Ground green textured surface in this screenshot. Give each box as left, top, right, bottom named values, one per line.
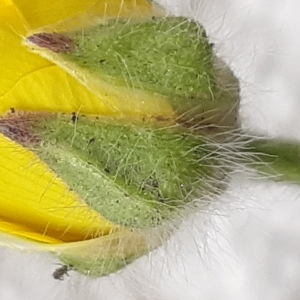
left=31, top=115, right=225, bottom=228
left=64, top=17, right=215, bottom=102
left=61, top=16, right=238, bottom=122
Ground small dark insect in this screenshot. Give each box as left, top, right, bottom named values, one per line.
left=53, top=264, right=73, bottom=281
left=10, top=107, right=15, bottom=113
left=99, top=59, right=107, bottom=64
left=88, top=137, right=96, bottom=146
left=71, top=112, right=79, bottom=123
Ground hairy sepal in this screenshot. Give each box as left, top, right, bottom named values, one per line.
left=0, top=112, right=229, bottom=276
left=26, top=16, right=239, bottom=128
left=29, top=113, right=226, bottom=228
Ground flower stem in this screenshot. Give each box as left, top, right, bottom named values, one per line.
left=247, top=138, right=300, bottom=183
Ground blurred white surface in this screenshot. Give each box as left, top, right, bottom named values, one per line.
left=2, top=1, right=300, bottom=299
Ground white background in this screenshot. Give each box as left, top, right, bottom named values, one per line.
left=2, top=0, right=300, bottom=299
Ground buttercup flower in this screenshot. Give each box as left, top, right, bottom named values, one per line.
left=0, top=0, right=240, bottom=277
left=1, top=0, right=299, bottom=278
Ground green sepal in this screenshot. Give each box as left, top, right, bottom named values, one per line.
left=31, top=114, right=227, bottom=228
left=27, top=16, right=239, bottom=128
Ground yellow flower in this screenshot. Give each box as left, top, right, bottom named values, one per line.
left=0, top=0, right=170, bottom=277
left=0, top=0, right=239, bottom=277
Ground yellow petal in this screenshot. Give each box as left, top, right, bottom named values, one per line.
left=13, top=0, right=164, bottom=31
left=0, top=132, right=117, bottom=244
left=0, top=4, right=113, bottom=115
left=0, top=0, right=12, bottom=8
left=0, top=3, right=171, bottom=117
left=12, top=0, right=97, bottom=29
